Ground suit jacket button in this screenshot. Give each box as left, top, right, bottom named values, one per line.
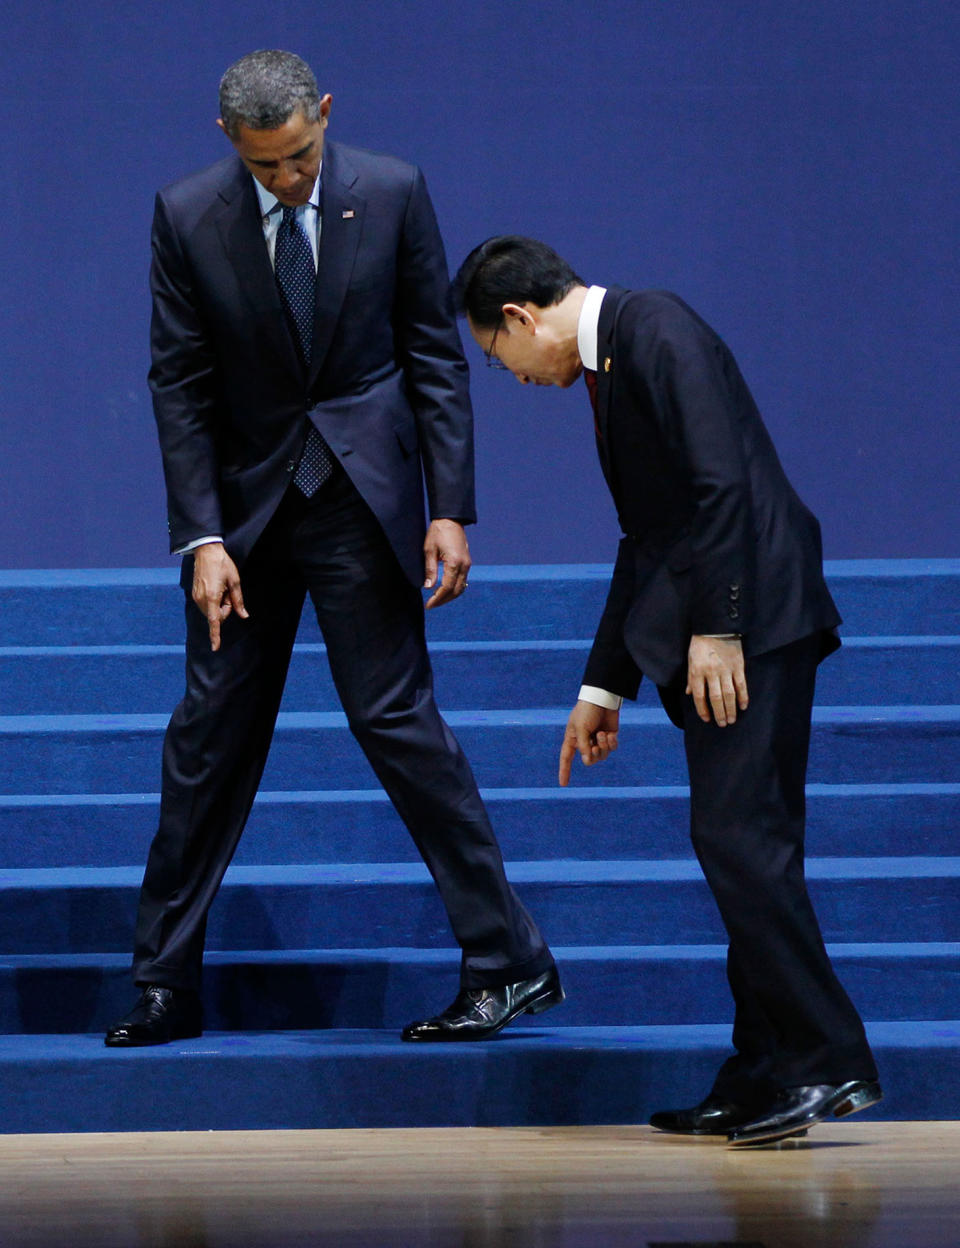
left=728, top=606, right=740, bottom=619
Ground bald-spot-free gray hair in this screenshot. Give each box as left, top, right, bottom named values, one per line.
left=218, top=49, right=322, bottom=139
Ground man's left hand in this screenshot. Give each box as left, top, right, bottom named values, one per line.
left=686, top=634, right=749, bottom=726
left=424, top=519, right=471, bottom=609
left=558, top=700, right=620, bottom=786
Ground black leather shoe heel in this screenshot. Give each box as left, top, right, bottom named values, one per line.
left=833, top=1080, right=883, bottom=1118
left=524, top=980, right=566, bottom=1015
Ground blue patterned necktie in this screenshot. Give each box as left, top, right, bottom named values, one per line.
left=274, top=204, right=334, bottom=496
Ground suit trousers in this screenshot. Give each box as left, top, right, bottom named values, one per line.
left=132, top=465, right=553, bottom=993
left=663, top=635, right=878, bottom=1105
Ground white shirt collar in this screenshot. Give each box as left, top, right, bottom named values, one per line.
left=253, top=162, right=323, bottom=218
left=576, top=285, right=607, bottom=371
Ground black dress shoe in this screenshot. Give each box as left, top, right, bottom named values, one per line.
left=104, top=985, right=203, bottom=1047
left=728, top=1079, right=883, bottom=1146
left=650, top=1093, right=767, bottom=1136
left=402, top=967, right=564, bottom=1041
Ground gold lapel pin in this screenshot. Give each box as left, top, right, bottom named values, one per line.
left=603, top=357, right=611, bottom=373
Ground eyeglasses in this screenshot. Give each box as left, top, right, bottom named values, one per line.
left=484, top=318, right=509, bottom=370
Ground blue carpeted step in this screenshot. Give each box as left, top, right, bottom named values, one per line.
left=1, top=859, right=958, bottom=953
left=0, top=570, right=183, bottom=647
left=0, top=1020, right=952, bottom=1133
left=1, top=706, right=957, bottom=793
left=0, top=560, right=956, bottom=1135
left=1, top=942, right=956, bottom=1035
left=0, top=641, right=596, bottom=715
left=1, top=560, right=958, bottom=647
left=1, top=783, right=958, bottom=868
left=0, top=567, right=613, bottom=647
left=2, top=636, right=957, bottom=714
left=827, top=560, right=960, bottom=635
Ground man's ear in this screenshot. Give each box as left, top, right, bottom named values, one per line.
left=503, top=303, right=536, bottom=334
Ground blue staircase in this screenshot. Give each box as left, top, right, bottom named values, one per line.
left=0, top=560, right=958, bottom=1133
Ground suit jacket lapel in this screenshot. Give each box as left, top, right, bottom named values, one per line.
left=214, top=160, right=301, bottom=378
left=309, top=141, right=365, bottom=388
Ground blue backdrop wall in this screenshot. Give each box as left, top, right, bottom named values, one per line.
left=1, top=0, right=957, bottom=568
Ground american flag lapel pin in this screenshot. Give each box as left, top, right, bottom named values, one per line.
left=342, top=209, right=355, bottom=219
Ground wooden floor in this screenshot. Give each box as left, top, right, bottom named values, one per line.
left=0, top=1121, right=957, bottom=1247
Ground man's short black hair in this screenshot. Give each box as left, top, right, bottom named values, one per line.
left=219, top=49, right=322, bottom=139
left=452, top=236, right=584, bottom=329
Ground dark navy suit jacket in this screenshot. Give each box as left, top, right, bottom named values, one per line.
left=149, top=139, right=475, bottom=585
left=583, top=287, right=841, bottom=695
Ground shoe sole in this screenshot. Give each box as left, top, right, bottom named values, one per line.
left=729, top=1127, right=811, bottom=1148
left=104, top=1024, right=203, bottom=1048
left=728, top=1081, right=883, bottom=1147
left=650, top=1112, right=808, bottom=1138
left=650, top=1121, right=763, bottom=1137
left=652, top=1127, right=733, bottom=1137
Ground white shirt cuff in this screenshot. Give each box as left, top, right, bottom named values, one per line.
left=174, top=536, right=223, bottom=555
left=578, top=685, right=623, bottom=710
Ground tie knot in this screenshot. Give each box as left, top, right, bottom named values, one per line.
left=280, top=205, right=297, bottom=226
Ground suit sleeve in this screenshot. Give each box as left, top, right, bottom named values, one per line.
left=148, top=191, right=224, bottom=551
left=647, top=306, right=754, bottom=637
left=393, top=168, right=476, bottom=524
left=582, top=538, right=643, bottom=699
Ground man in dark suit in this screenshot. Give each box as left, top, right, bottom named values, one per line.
left=106, top=55, right=562, bottom=1048
left=453, top=235, right=882, bottom=1146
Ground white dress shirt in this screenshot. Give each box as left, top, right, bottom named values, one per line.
left=174, top=168, right=323, bottom=555
left=576, top=283, right=606, bottom=372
